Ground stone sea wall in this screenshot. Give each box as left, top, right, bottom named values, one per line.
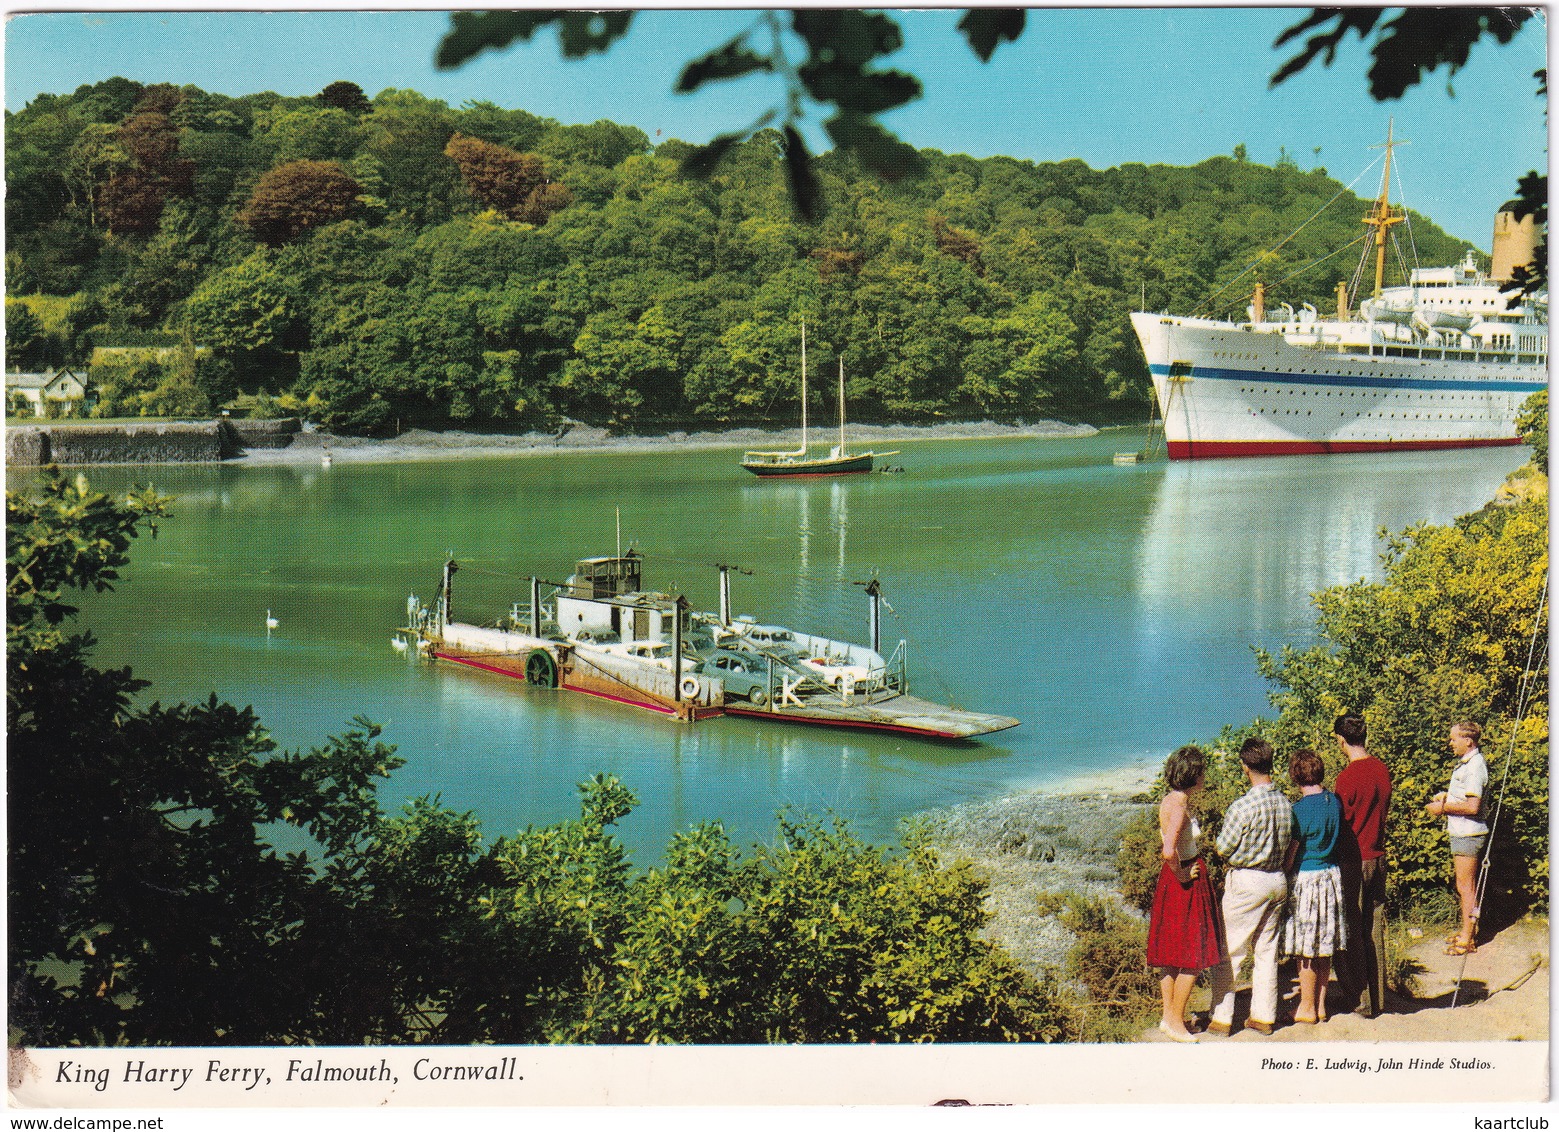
left=4, top=418, right=300, bottom=465
left=228, top=417, right=301, bottom=449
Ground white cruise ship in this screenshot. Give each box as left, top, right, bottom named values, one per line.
left=1131, top=131, right=1547, bottom=459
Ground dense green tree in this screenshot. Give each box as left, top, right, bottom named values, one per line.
left=560, top=305, right=683, bottom=426
left=358, top=89, right=463, bottom=226
left=256, top=105, right=361, bottom=164
left=6, top=212, right=106, bottom=298
left=183, top=250, right=299, bottom=355
left=62, top=122, right=132, bottom=230
left=5, top=100, right=85, bottom=238
left=169, top=88, right=252, bottom=135
left=683, top=305, right=808, bottom=420
left=957, top=293, right=1078, bottom=413
left=98, top=202, right=210, bottom=328
left=316, top=80, right=373, bottom=116
left=69, top=77, right=147, bottom=125
left=5, top=300, right=47, bottom=370
left=455, top=99, right=553, bottom=153
left=178, top=126, right=268, bottom=217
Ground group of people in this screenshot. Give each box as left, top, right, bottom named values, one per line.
left=1145, top=714, right=1490, bottom=1042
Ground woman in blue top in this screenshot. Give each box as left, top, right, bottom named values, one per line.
left=1283, top=749, right=1348, bottom=1024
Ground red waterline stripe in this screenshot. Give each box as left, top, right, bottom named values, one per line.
left=562, top=683, right=680, bottom=715
left=1169, top=436, right=1523, bottom=460
left=433, top=652, right=526, bottom=679
left=745, top=469, right=874, bottom=479
left=722, top=705, right=963, bottom=739
left=562, top=684, right=722, bottom=719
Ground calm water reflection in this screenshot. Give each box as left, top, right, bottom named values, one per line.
left=23, top=430, right=1517, bottom=857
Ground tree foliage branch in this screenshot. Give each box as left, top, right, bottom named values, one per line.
left=437, top=9, right=1025, bottom=221
left=1271, top=7, right=1545, bottom=294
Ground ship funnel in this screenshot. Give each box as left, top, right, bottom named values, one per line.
left=1491, top=202, right=1541, bottom=284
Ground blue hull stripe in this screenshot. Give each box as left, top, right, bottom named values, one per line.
left=1148, top=363, right=1543, bottom=394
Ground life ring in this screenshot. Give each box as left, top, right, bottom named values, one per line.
left=748, top=686, right=769, bottom=707
left=524, top=648, right=558, bottom=688
left=679, top=675, right=701, bottom=700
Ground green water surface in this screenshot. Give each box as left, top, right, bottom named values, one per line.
left=27, top=429, right=1520, bottom=858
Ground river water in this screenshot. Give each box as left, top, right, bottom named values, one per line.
left=37, top=429, right=1517, bottom=859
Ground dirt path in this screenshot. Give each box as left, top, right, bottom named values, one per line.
left=1149, top=917, right=1550, bottom=1043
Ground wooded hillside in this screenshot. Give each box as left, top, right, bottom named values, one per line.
left=6, top=78, right=1471, bottom=434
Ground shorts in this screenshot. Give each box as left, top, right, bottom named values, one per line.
left=1450, top=833, right=1487, bottom=859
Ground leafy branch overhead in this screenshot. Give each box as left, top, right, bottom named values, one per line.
left=436, top=10, right=635, bottom=66
left=437, top=9, right=1026, bottom=220
left=1270, top=7, right=1546, bottom=295
left=1270, top=7, right=1535, bottom=99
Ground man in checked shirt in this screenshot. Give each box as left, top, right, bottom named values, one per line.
left=1205, top=738, right=1293, bottom=1036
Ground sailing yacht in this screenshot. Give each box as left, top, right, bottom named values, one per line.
left=741, top=325, right=896, bottom=476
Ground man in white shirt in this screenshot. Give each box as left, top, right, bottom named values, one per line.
left=1426, top=721, right=1488, bottom=955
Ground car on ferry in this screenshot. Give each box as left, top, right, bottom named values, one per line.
left=693, top=649, right=774, bottom=705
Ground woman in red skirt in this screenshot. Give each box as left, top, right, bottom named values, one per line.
left=1146, top=745, right=1226, bottom=1042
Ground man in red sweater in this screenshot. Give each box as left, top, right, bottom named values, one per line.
left=1333, top=713, right=1392, bottom=1018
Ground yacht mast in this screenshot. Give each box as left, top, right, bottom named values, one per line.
left=800, top=321, right=808, bottom=453
left=837, top=359, right=847, bottom=454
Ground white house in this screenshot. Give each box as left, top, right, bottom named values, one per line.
left=6, top=368, right=91, bottom=417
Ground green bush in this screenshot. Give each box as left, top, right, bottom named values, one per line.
left=540, top=810, right=1070, bottom=1043
left=1257, top=495, right=1548, bottom=914
left=1517, top=389, right=1548, bottom=468
left=1038, top=892, right=1156, bottom=1042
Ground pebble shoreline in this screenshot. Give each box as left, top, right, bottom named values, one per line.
left=917, top=762, right=1159, bottom=977
left=235, top=419, right=1101, bottom=465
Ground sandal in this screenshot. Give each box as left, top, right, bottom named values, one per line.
left=1292, top=1015, right=1317, bottom=1025
left=1444, top=939, right=1477, bottom=956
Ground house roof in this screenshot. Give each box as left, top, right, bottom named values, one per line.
left=6, top=368, right=82, bottom=391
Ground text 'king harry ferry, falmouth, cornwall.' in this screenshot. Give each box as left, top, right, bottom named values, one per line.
left=1130, top=125, right=1547, bottom=459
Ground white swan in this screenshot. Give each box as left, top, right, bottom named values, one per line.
left=266, top=609, right=279, bottom=630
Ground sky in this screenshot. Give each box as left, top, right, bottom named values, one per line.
left=3, top=5, right=1549, bottom=246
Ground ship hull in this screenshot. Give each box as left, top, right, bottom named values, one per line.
left=742, top=453, right=874, bottom=476
left=1164, top=436, right=1523, bottom=459
left=1130, top=313, right=1545, bottom=460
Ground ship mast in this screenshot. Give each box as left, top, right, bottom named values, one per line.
left=799, top=320, right=808, bottom=454
left=1364, top=121, right=1408, bottom=300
